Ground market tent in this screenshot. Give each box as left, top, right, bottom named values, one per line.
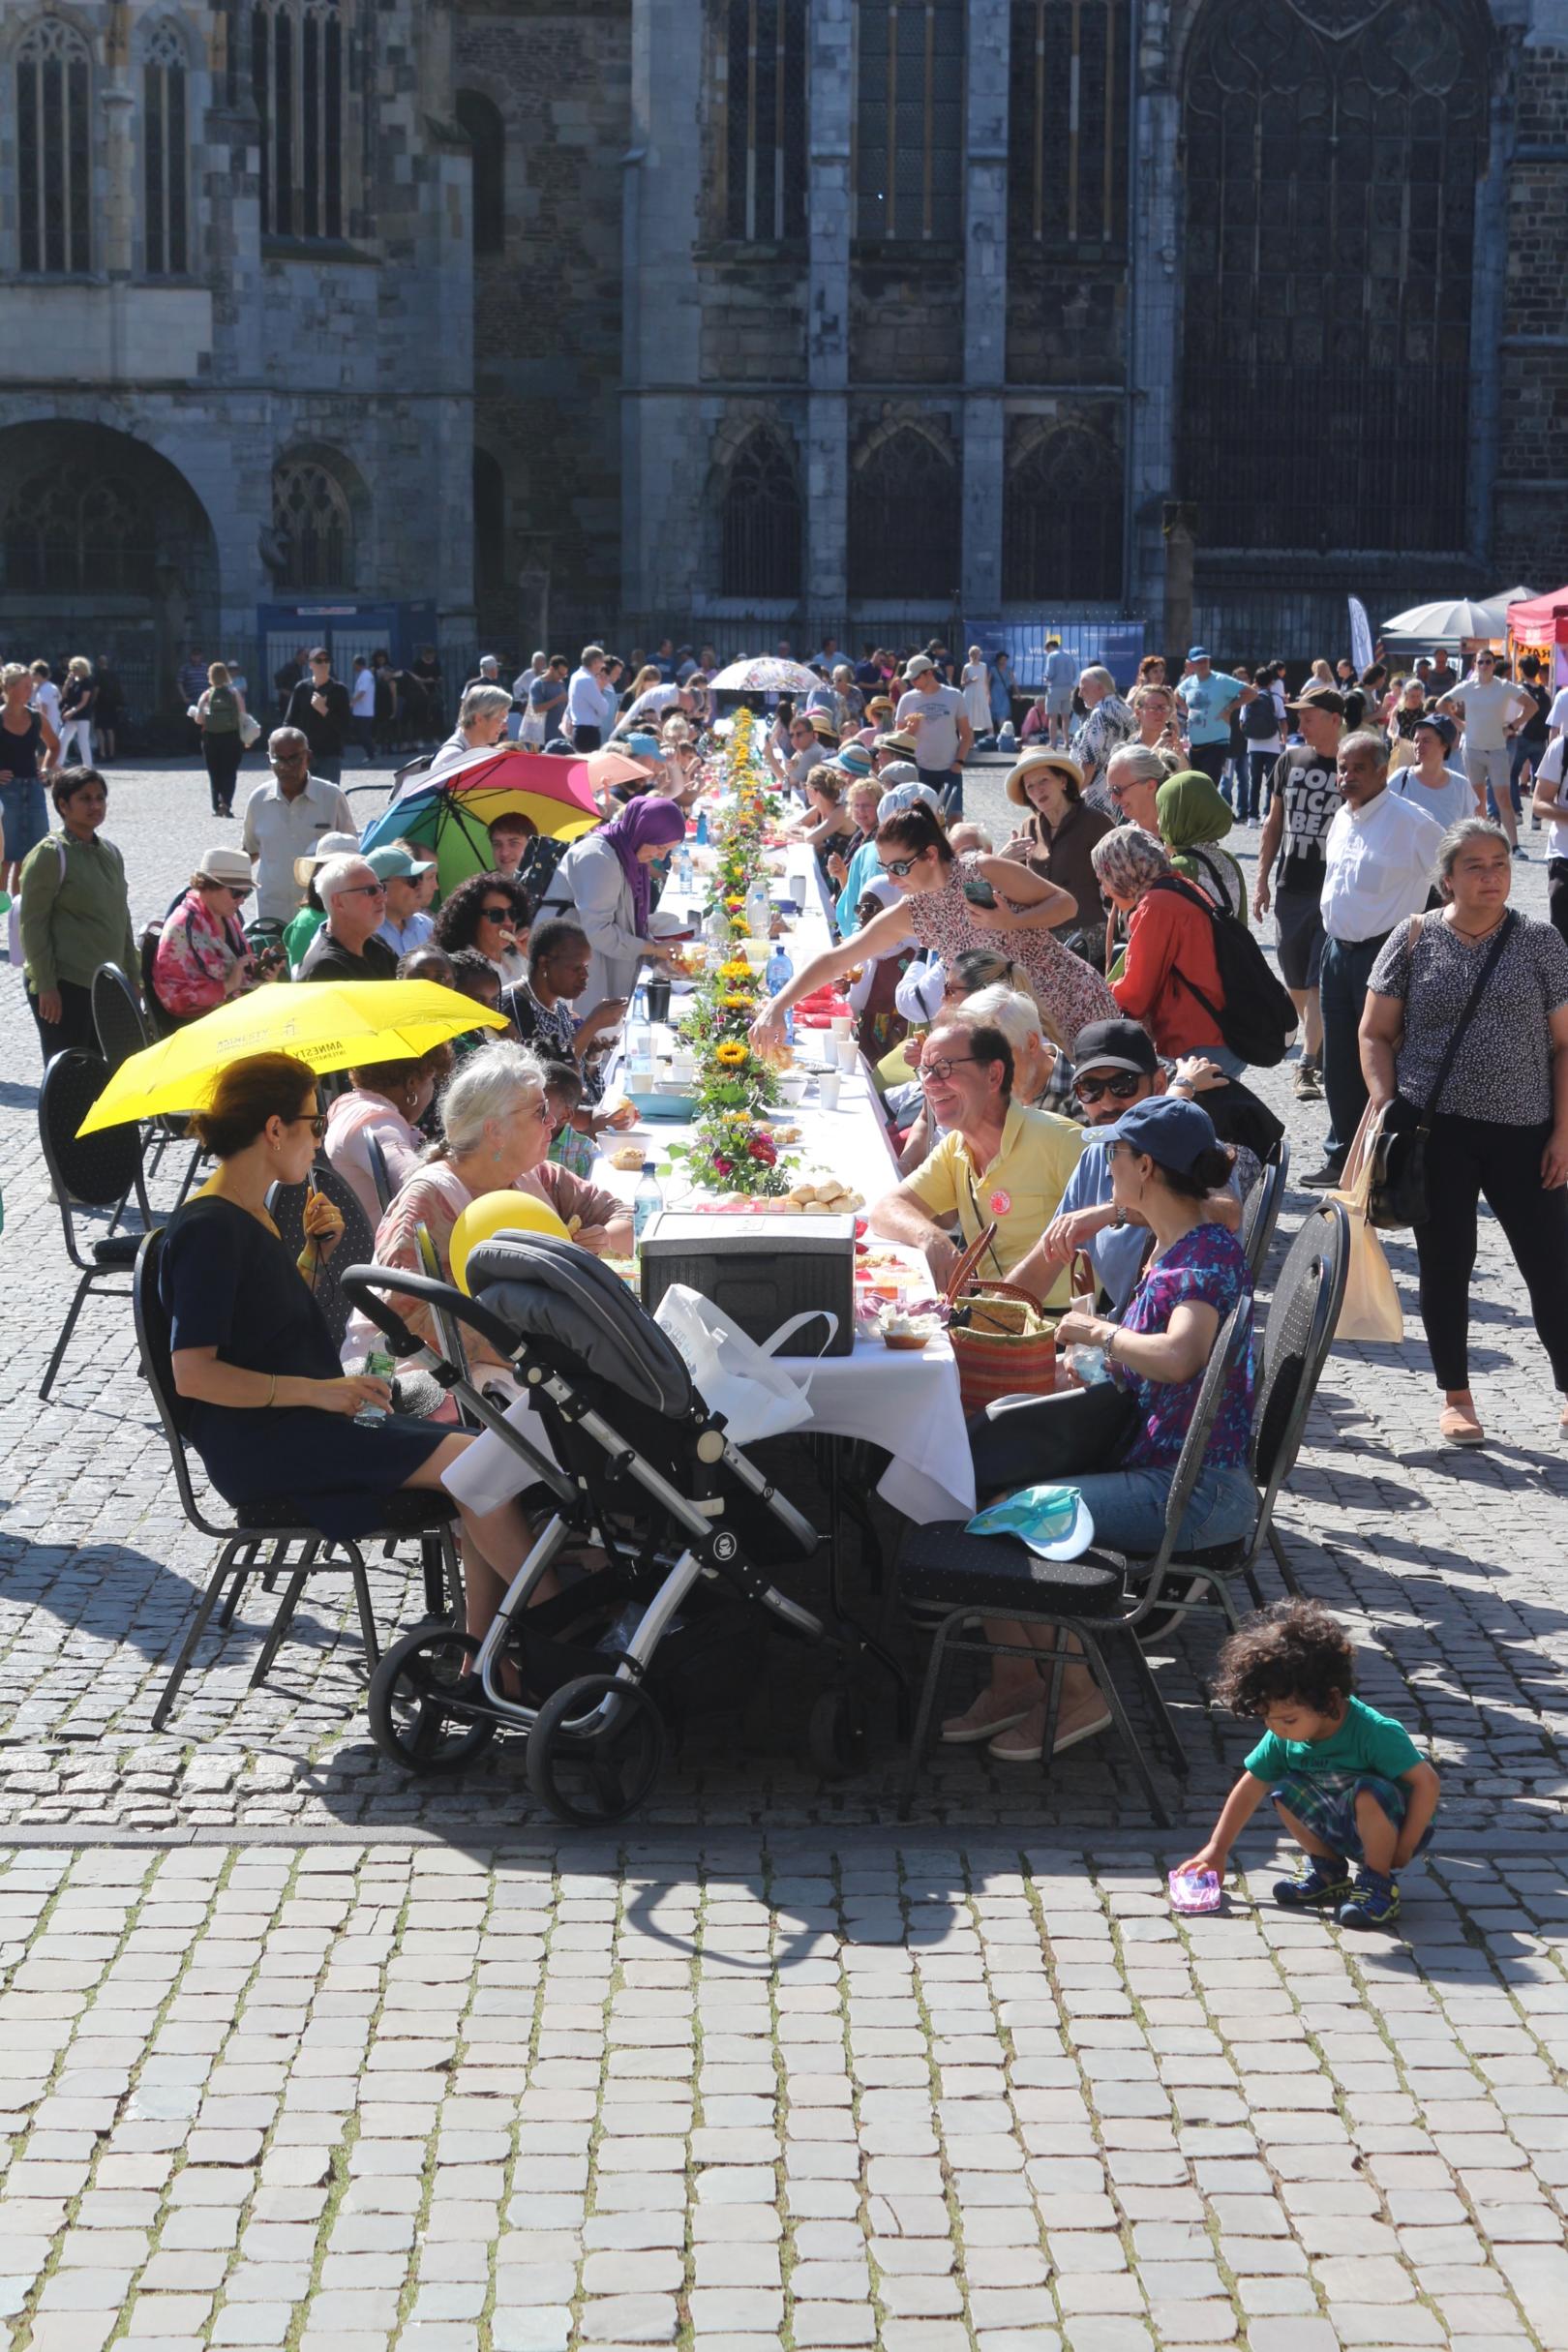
left=1506, top=587, right=1568, bottom=644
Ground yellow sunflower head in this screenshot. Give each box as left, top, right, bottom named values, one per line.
left=722, top=991, right=755, bottom=1010
left=715, top=1040, right=748, bottom=1067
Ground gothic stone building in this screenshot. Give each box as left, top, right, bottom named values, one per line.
left=2, top=0, right=1566, bottom=708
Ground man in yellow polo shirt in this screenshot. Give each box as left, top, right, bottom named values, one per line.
left=867, top=1016, right=1084, bottom=1303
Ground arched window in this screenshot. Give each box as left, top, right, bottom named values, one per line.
left=1180, top=0, right=1487, bottom=551
left=271, top=456, right=353, bottom=588
left=456, top=90, right=505, bottom=256
left=1008, top=0, right=1128, bottom=252
left=720, top=430, right=802, bottom=599
left=15, top=17, right=92, bottom=274
left=855, top=0, right=964, bottom=243
left=473, top=449, right=507, bottom=599
left=849, top=424, right=959, bottom=601
left=1003, top=425, right=1123, bottom=602
left=252, top=0, right=346, bottom=240
left=143, top=21, right=190, bottom=276
left=721, top=0, right=807, bottom=242
left=4, top=473, right=150, bottom=595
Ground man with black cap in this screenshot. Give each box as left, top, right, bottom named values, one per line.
left=1010, top=1018, right=1252, bottom=1312
left=1252, top=681, right=1343, bottom=1101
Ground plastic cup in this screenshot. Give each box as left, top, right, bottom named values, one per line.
left=819, top=1069, right=842, bottom=1111
left=830, top=1014, right=854, bottom=1041
left=820, top=1033, right=840, bottom=1069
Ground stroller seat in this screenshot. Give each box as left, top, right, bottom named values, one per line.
left=342, top=1235, right=904, bottom=1824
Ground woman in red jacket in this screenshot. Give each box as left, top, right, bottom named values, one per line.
left=1091, top=826, right=1243, bottom=1072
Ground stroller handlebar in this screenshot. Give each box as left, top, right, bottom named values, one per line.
left=338, top=1263, right=527, bottom=1363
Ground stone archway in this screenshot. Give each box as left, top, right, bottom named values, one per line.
left=0, top=418, right=221, bottom=712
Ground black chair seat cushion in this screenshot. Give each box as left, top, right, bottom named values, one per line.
left=234, top=1489, right=454, bottom=1537
left=900, top=1523, right=1126, bottom=1618
left=91, top=1231, right=143, bottom=1268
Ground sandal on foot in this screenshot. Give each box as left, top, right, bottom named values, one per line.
left=1437, top=1402, right=1485, bottom=1446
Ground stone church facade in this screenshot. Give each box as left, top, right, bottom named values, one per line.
left=1, top=0, right=1565, bottom=708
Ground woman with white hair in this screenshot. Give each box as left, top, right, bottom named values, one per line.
left=353, top=1042, right=632, bottom=1394
left=1103, top=742, right=1171, bottom=835
left=428, top=682, right=516, bottom=776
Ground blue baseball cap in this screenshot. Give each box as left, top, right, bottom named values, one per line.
left=1187, top=646, right=1211, bottom=661
left=1098, top=1094, right=1220, bottom=1174
left=968, top=1484, right=1096, bottom=1562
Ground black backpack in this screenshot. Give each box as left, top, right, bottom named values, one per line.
left=1148, top=872, right=1299, bottom=1068
left=1242, top=690, right=1280, bottom=741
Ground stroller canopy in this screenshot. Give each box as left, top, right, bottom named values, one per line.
left=468, top=1234, right=695, bottom=1418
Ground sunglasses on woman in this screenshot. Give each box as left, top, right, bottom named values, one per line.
left=1073, top=1071, right=1143, bottom=1104
left=479, top=903, right=514, bottom=922
left=880, top=855, right=922, bottom=880
left=289, top=1112, right=329, bottom=1139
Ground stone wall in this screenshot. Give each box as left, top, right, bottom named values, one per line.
left=1493, top=16, right=1568, bottom=589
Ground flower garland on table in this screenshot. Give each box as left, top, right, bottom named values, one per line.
left=668, top=720, right=797, bottom=1197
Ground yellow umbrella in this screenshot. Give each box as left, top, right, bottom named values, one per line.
left=76, top=981, right=509, bottom=1136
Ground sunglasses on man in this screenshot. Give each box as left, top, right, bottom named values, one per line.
left=1073, top=1070, right=1144, bottom=1104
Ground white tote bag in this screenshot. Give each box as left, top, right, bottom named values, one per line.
left=654, top=1283, right=835, bottom=1446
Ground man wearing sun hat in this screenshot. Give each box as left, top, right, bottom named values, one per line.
left=367, top=845, right=437, bottom=956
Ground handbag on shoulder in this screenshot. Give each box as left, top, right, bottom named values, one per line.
left=1368, top=911, right=1514, bottom=1230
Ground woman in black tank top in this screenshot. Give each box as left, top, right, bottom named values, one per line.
left=0, top=661, right=56, bottom=892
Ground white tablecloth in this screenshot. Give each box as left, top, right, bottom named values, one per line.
left=583, top=856, right=975, bottom=1529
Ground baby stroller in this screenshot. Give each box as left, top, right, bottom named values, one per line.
left=342, top=1236, right=905, bottom=1825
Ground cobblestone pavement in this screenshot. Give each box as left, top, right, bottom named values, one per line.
left=2, top=759, right=1567, bottom=2347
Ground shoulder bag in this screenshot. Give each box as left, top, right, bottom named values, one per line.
left=1368, top=910, right=1515, bottom=1230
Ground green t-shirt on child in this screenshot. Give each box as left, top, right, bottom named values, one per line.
left=1246, top=1694, right=1423, bottom=1786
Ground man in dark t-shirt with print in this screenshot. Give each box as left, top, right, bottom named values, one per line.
left=1252, top=683, right=1344, bottom=1101
left=284, top=648, right=353, bottom=783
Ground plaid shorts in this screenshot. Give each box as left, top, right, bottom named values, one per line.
left=1268, top=1769, right=1434, bottom=1864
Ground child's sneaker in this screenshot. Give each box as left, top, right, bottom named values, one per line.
left=1273, top=1855, right=1352, bottom=1910
left=1338, top=1869, right=1401, bottom=1930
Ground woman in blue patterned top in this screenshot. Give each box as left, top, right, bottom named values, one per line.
left=944, top=1095, right=1255, bottom=1763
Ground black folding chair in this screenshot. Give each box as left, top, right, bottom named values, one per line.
left=37, top=1050, right=151, bottom=1400
left=896, top=1302, right=1254, bottom=1824
left=1241, top=1136, right=1290, bottom=1281
left=1248, top=1201, right=1350, bottom=1602
left=134, top=1231, right=456, bottom=1727
left=95, top=957, right=204, bottom=1199
left=364, top=1131, right=395, bottom=1214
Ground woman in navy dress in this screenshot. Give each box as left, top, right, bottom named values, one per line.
left=158, top=1050, right=537, bottom=1649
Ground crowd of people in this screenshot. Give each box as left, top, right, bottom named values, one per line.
left=13, top=621, right=1568, bottom=1907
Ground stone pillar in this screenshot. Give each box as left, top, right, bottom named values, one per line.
left=961, top=0, right=1010, bottom=617
left=1125, top=76, right=1182, bottom=650
left=100, top=5, right=136, bottom=280
left=805, top=0, right=853, bottom=631
left=622, top=0, right=707, bottom=617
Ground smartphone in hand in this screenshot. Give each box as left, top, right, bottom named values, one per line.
left=960, top=871, right=998, bottom=909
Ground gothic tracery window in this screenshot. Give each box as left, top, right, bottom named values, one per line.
left=15, top=17, right=92, bottom=274
left=271, top=457, right=354, bottom=588
left=1180, top=0, right=1487, bottom=551
left=722, top=0, right=807, bottom=242
left=143, top=21, right=190, bottom=276
left=856, top=0, right=964, bottom=243
left=252, top=0, right=346, bottom=240
left=720, top=431, right=803, bottom=599
left=1003, top=425, right=1123, bottom=601
left=1008, top=0, right=1127, bottom=252
left=849, top=423, right=960, bottom=602
left=4, top=474, right=149, bottom=594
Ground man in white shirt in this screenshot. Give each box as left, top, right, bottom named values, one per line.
left=896, top=654, right=973, bottom=818
left=1436, top=652, right=1533, bottom=852
left=349, top=656, right=377, bottom=766
left=242, top=728, right=358, bottom=925
left=512, top=652, right=546, bottom=741
left=1531, top=732, right=1568, bottom=946
left=566, top=646, right=610, bottom=749
left=1305, top=728, right=1445, bottom=1188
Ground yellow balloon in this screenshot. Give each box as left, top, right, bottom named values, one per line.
left=449, top=1188, right=570, bottom=1295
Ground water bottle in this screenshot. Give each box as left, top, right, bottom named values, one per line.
left=676, top=843, right=694, bottom=895
left=746, top=877, right=771, bottom=940
left=765, top=943, right=795, bottom=1043
left=353, top=1347, right=396, bottom=1425
left=633, top=1161, right=663, bottom=1246
left=695, top=808, right=709, bottom=847
left=1065, top=1342, right=1114, bottom=1388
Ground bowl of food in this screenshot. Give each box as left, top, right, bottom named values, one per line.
left=880, top=1312, right=942, bottom=1351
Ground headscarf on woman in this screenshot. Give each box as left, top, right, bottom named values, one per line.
left=1093, top=825, right=1171, bottom=902
left=1156, top=771, right=1248, bottom=923
left=596, top=795, right=686, bottom=935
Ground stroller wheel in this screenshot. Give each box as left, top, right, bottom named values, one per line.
left=525, top=1672, right=665, bottom=1827
left=808, top=1686, right=868, bottom=1782
left=368, top=1624, right=498, bottom=1775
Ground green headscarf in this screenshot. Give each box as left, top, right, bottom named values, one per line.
left=1157, top=770, right=1234, bottom=850
left=1156, top=770, right=1249, bottom=927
